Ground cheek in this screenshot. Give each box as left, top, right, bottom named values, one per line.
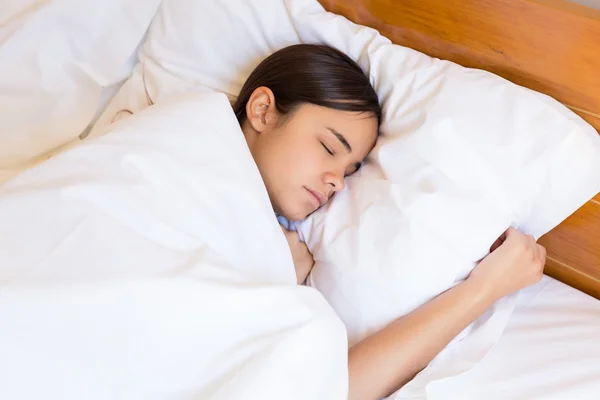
left=298, top=146, right=331, bottom=180
left=264, top=144, right=310, bottom=190
left=268, top=128, right=328, bottom=184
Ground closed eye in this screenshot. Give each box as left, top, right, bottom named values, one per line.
left=345, top=162, right=362, bottom=177
left=321, top=142, right=334, bottom=155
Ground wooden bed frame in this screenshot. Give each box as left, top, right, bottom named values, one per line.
left=319, top=0, right=600, bottom=299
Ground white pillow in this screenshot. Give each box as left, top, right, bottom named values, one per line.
left=0, top=0, right=161, bottom=175
left=300, top=79, right=600, bottom=346
left=88, top=0, right=600, bottom=348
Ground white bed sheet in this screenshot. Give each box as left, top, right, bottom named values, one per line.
left=396, top=275, right=600, bottom=400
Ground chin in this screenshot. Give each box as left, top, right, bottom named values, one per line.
left=283, top=211, right=306, bottom=223
left=280, top=206, right=310, bottom=223
left=275, top=193, right=315, bottom=222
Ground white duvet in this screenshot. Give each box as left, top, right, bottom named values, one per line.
left=0, top=91, right=349, bottom=399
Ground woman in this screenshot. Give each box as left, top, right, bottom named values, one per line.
left=233, top=44, right=546, bottom=400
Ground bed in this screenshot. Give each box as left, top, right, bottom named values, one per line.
left=314, top=1, right=600, bottom=398
left=318, top=0, right=600, bottom=301
left=1, top=1, right=599, bottom=399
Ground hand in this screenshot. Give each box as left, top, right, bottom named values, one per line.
left=469, top=227, right=546, bottom=300
left=281, top=226, right=314, bottom=284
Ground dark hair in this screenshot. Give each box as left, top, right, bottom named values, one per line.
left=233, top=44, right=382, bottom=127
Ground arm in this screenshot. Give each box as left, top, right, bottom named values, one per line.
left=348, top=227, right=546, bottom=400
left=348, top=274, right=496, bottom=399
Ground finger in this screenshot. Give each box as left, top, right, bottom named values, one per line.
left=490, top=232, right=507, bottom=253
left=537, top=244, right=547, bottom=263
left=499, top=229, right=509, bottom=242
left=526, top=234, right=537, bottom=252
left=489, top=228, right=516, bottom=255
left=505, top=226, right=524, bottom=241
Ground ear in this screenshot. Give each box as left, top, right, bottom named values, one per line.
left=245, top=86, right=276, bottom=133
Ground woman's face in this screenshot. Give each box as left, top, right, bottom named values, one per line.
left=244, top=96, right=378, bottom=221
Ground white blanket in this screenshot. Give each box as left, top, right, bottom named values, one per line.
left=0, top=91, right=348, bottom=399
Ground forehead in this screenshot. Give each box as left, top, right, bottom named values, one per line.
left=291, top=103, right=379, bottom=155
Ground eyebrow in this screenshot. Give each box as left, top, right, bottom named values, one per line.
left=326, top=127, right=363, bottom=174
left=327, top=127, right=352, bottom=153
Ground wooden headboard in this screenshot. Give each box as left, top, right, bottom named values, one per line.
left=318, top=0, right=600, bottom=298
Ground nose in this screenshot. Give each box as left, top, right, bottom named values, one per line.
left=323, top=170, right=345, bottom=194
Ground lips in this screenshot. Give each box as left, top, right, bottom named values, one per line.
left=305, top=187, right=327, bottom=209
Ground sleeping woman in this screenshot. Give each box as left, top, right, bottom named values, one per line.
left=233, top=43, right=547, bottom=400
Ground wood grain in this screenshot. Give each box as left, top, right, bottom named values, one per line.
left=539, top=200, right=600, bottom=298
left=544, top=257, right=600, bottom=299
left=319, top=0, right=600, bottom=297
left=318, top=0, right=600, bottom=134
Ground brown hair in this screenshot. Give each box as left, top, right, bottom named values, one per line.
left=233, top=44, right=381, bottom=127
